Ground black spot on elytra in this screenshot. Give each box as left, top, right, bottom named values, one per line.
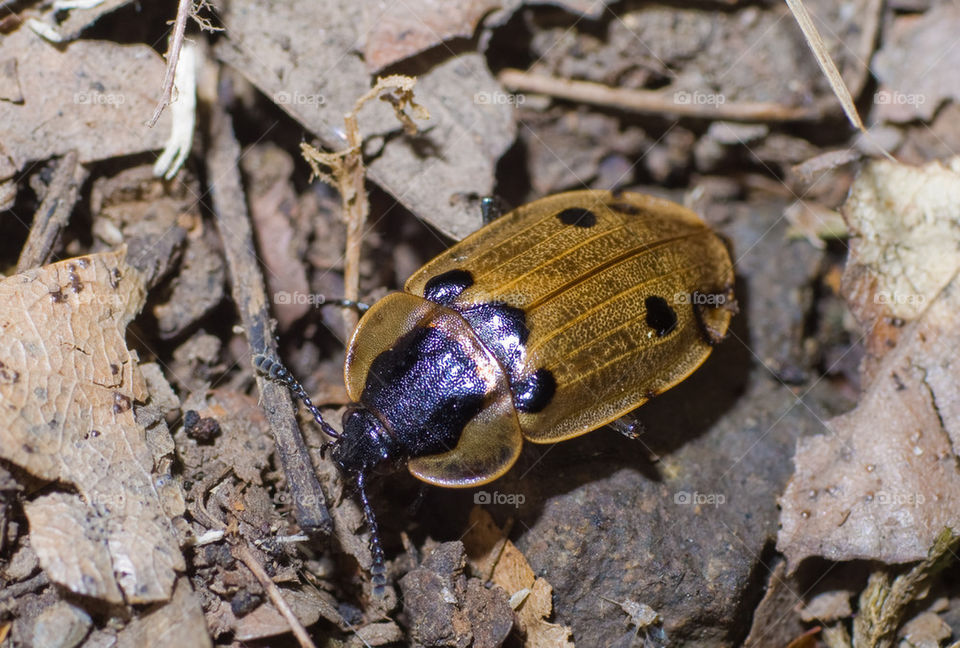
left=556, top=208, right=597, bottom=228
left=513, top=368, right=556, bottom=413
left=645, top=296, right=677, bottom=337
left=424, top=269, right=474, bottom=306
left=607, top=202, right=646, bottom=216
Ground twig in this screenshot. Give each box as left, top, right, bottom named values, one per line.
left=784, top=0, right=896, bottom=163
left=0, top=572, right=49, bottom=602
left=301, top=75, right=428, bottom=332
left=16, top=151, right=86, bottom=272
left=149, top=0, right=219, bottom=128
left=148, top=0, right=191, bottom=128
left=784, top=0, right=865, bottom=133
left=206, top=101, right=333, bottom=536
left=498, top=68, right=829, bottom=122
left=233, top=543, right=317, bottom=648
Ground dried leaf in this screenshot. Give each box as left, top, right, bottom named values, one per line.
left=25, top=493, right=124, bottom=603
left=363, top=0, right=501, bottom=71
left=115, top=577, right=211, bottom=648
left=0, top=251, right=185, bottom=603
left=778, top=159, right=960, bottom=568
left=0, top=28, right=170, bottom=181
left=214, top=0, right=515, bottom=239
left=463, top=507, right=573, bottom=648
left=234, top=588, right=322, bottom=642
left=872, top=4, right=960, bottom=123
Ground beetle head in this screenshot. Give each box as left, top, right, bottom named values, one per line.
left=333, top=406, right=398, bottom=476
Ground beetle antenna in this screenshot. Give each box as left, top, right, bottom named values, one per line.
left=253, top=354, right=341, bottom=441
left=355, top=471, right=387, bottom=597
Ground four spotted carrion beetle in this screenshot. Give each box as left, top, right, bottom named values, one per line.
left=257, top=189, right=736, bottom=593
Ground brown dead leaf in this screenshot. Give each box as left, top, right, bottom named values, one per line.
left=215, top=0, right=515, bottom=240
left=777, top=159, right=960, bottom=568
left=872, top=4, right=960, bottom=123
left=115, top=577, right=211, bottom=648
left=0, top=27, right=170, bottom=181
left=24, top=492, right=124, bottom=603
left=0, top=251, right=186, bottom=603
left=463, top=507, right=573, bottom=647
left=363, top=0, right=501, bottom=72
left=362, top=0, right=614, bottom=71
left=234, top=588, right=321, bottom=642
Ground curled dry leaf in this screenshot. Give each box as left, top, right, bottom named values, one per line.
left=0, top=251, right=187, bottom=603
left=777, top=158, right=960, bottom=567
left=0, top=27, right=169, bottom=182
left=463, top=507, right=573, bottom=648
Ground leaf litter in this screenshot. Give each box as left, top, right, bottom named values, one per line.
left=2, top=0, right=960, bottom=645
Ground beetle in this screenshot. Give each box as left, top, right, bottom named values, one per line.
left=256, top=189, right=735, bottom=594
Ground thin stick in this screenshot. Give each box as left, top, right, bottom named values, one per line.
left=784, top=0, right=865, bottom=132
left=498, top=68, right=828, bottom=122
left=233, top=544, right=317, bottom=648
left=148, top=0, right=191, bottom=128
left=207, top=102, right=332, bottom=536
left=17, top=151, right=85, bottom=272
left=301, top=76, right=428, bottom=333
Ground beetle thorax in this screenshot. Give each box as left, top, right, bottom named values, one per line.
left=333, top=407, right=398, bottom=475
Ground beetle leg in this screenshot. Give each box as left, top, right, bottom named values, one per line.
left=480, top=196, right=504, bottom=225
left=608, top=415, right=645, bottom=440
left=355, top=471, right=388, bottom=596
left=253, top=354, right=341, bottom=441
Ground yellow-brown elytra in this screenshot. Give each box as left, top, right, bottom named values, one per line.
left=256, top=189, right=735, bottom=594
